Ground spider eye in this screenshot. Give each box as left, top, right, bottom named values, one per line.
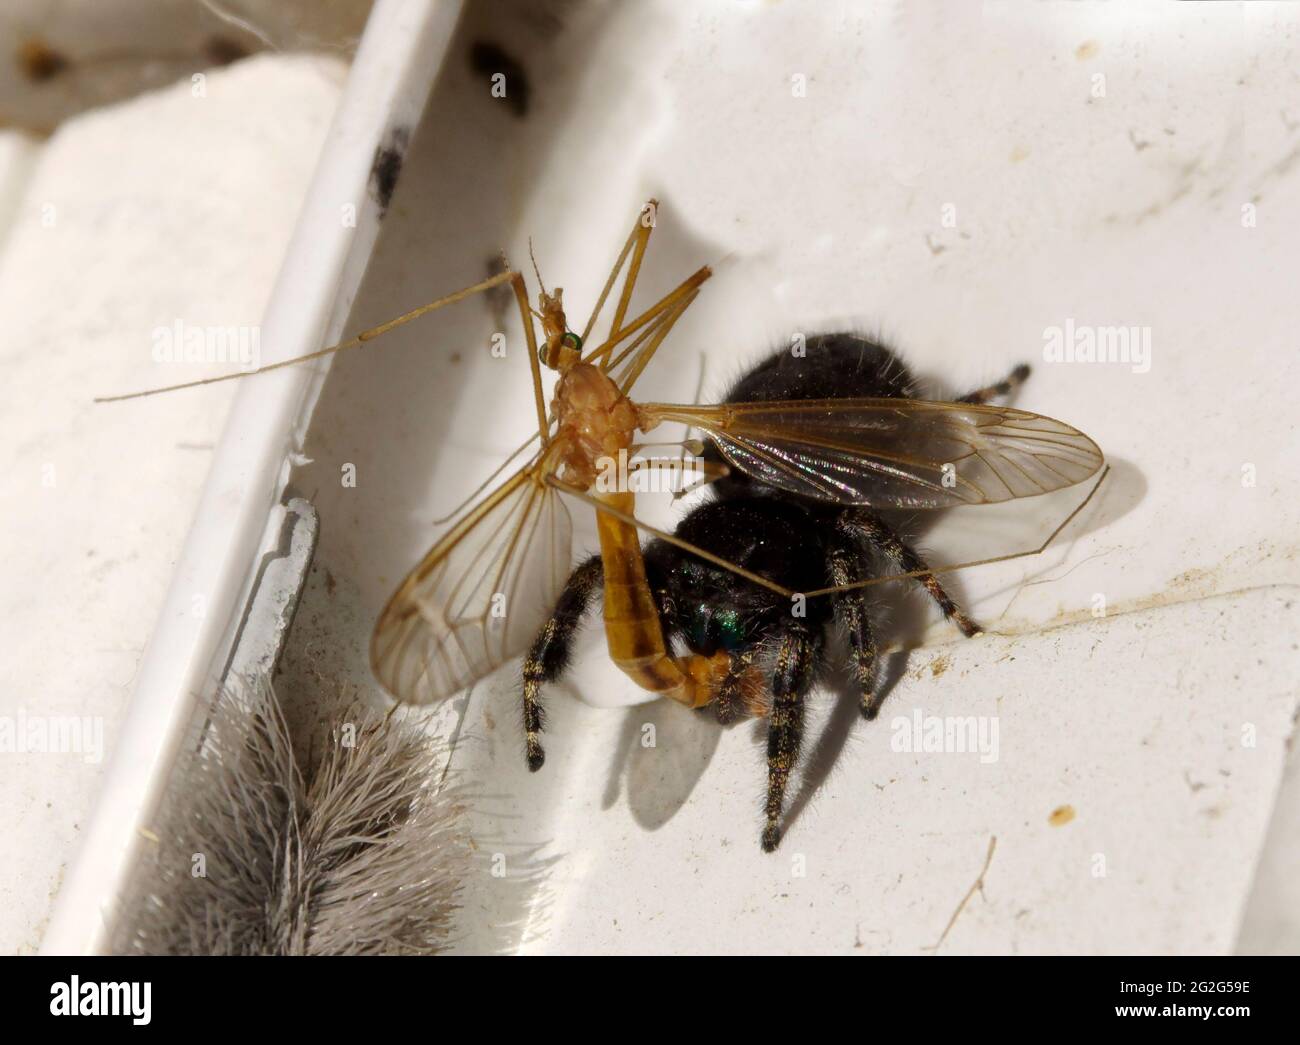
left=715, top=609, right=744, bottom=649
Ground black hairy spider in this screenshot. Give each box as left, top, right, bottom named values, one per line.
left=522, top=333, right=1034, bottom=852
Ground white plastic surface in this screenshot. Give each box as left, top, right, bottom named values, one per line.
left=36, top=0, right=463, bottom=955
left=0, top=56, right=344, bottom=955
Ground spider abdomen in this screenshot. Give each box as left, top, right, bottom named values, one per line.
left=705, top=333, right=917, bottom=502
left=721, top=333, right=916, bottom=405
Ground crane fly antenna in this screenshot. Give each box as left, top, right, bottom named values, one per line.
left=529, top=237, right=547, bottom=295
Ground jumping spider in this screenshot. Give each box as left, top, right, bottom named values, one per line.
left=523, top=333, right=1033, bottom=851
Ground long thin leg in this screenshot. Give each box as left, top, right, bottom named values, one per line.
left=607, top=202, right=656, bottom=348
left=658, top=354, right=727, bottom=501
left=827, top=531, right=881, bottom=720
left=839, top=509, right=981, bottom=637
left=580, top=199, right=656, bottom=353
left=676, top=349, right=709, bottom=481
left=670, top=458, right=731, bottom=502
left=956, top=363, right=1031, bottom=404
left=579, top=264, right=711, bottom=379
left=102, top=263, right=554, bottom=444
left=432, top=429, right=540, bottom=524
left=96, top=269, right=524, bottom=403
left=503, top=268, right=552, bottom=443
left=763, top=629, right=819, bottom=852
left=547, top=476, right=795, bottom=597
left=802, top=466, right=1110, bottom=599
left=592, top=290, right=683, bottom=379
left=558, top=464, right=1108, bottom=611
left=618, top=290, right=699, bottom=395
left=521, top=554, right=603, bottom=770
left=616, top=443, right=725, bottom=500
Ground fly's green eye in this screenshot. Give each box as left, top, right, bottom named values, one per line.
left=563, top=332, right=583, bottom=352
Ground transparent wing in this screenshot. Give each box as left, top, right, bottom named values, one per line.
left=639, top=397, right=1103, bottom=508
left=371, top=462, right=573, bottom=704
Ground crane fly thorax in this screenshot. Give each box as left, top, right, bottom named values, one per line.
left=552, top=363, right=638, bottom=489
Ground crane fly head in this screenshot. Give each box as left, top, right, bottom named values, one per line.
left=536, top=286, right=582, bottom=371
left=529, top=240, right=581, bottom=371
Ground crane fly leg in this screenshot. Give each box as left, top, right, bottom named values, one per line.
left=802, top=466, right=1111, bottom=600
left=95, top=268, right=526, bottom=403
left=606, top=202, right=656, bottom=351
left=579, top=266, right=711, bottom=385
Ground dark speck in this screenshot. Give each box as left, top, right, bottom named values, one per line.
left=369, top=127, right=410, bottom=217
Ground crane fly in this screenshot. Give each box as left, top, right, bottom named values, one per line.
left=97, top=199, right=1107, bottom=722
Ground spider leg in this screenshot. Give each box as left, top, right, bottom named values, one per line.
left=955, top=362, right=1031, bottom=404
left=827, top=529, right=882, bottom=720
left=839, top=510, right=981, bottom=638
left=762, top=628, right=820, bottom=852
left=711, top=649, right=760, bottom=724
left=521, top=555, right=603, bottom=770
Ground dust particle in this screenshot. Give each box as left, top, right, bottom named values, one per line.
left=1075, top=40, right=1099, bottom=61
left=930, top=655, right=950, bottom=678
left=1049, top=804, right=1076, bottom=827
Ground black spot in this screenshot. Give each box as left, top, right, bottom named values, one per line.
left=369, top=127, right=410, bottom=217
left=469, top=40, right=531, bottom=119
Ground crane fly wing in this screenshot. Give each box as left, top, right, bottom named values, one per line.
left=639, top=398, right=1103, bottom=508
left=371, top=461, right=572, bottom=704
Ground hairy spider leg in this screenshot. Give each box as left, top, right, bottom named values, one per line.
left=838, top=510, right=982, bottom=638
left=956, top=362, right=1032, bottom=405
left=827, top=528, right=883, bottom=720
left=762, top=628, right=821, bottom=852
left=520, top=556, right=604, bottom=770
